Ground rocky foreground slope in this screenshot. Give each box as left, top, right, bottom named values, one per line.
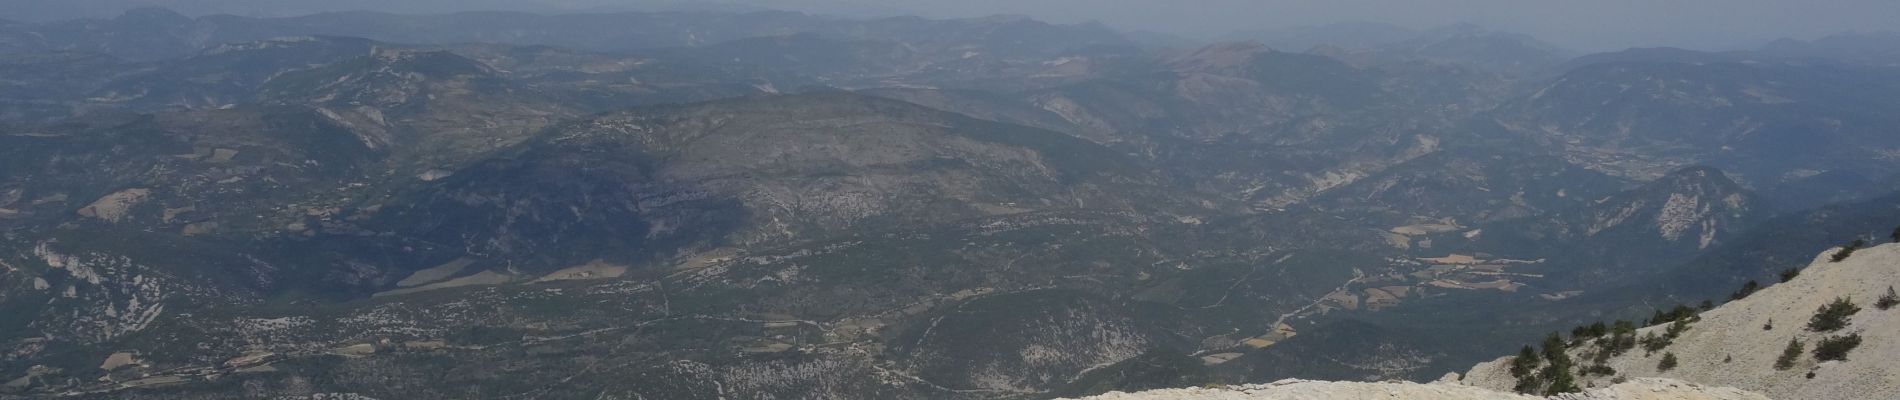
left=1072, top=240, right=1900, bottom=400
left=1063, top=378, right=1765, bottom=400
left=1464, top=242, right=1900, bottom=399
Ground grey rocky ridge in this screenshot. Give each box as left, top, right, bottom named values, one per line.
left=0, top=3, right=1898, bottom=400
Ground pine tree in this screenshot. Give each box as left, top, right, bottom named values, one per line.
left=1774, top=338, right=1803, bottom=370
left=1513, top=375, right=1544, bottom=394
left=1641, top=331, right=1670, bottom=354
left=1604, top=320, right=1638, bottom=356
left=1876, top=286, right=1899, bottom=311
left=1808, top=297, right=1861, bottom=332
left=1665, top=318, right=1692, bottom=339
left=1675, top=304, right=1698, bottom=319
left=1830, top=239, right=1866, bottom=262
left=1612, top=320, right=1637, bottom=335
left=1730, top=280, right=1760, bottom=300
left=1541, top=332, right=1567, bottom=361
left=1890, top=226, right=1899, bottom=243
left=1814, top=334, right=1863, bottom=362
left=1581, top=364, right=1616, bottom=376
left=1780, top=268, right=1801, bottom=283
left=1591, top=344, right=1615, bottom=364
left=1511, top=345, right=1541, bottom=378
left=1543, top=363, right=1581, bottom=395
left=1658, top=352, right=1679, bottom=371
left=1536, top=331, right=1581, bottom=395
left=1571, top=322, right=1608, bottom=340
left=1648, top=304, right=1699, bottom=324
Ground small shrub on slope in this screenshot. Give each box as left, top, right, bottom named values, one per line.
left=1808, top=297, right=1861, bottom=332
left=1571, top=322, right=1607, bottom=341
left=1647, top=304, right=1699, bottom=325
left=1596, top=321, right=1638, bottom=358
left=1641, top=332, right=1671, bottom=354
left=1543, top=366, right=1581, bottom=395
left=1581, top=364, right=1616, bottom=377
left=1813, top=334, right=1863, bottom=362
left=1730, top=280, right=1760, bottom=300
left=1830, top=239, right=1866, bottom=262
left=1780, top=268, right=1801, bottom=283
left=1664, top=318, right=1691, bottom=339
left=1774, top=338, right=1803, bottom=371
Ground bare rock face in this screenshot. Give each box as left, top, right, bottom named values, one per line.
left=1491, top=166, right=1758, bottom=254
left=77, top=188, right=151, bottom=223
left=1062, top=378, right=1763, bottom=400
left=1468, top=243, right=1900, bottom=400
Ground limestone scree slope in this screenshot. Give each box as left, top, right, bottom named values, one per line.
left=1067, top=240, right=1900, bottom=400
left=1464, top=243, right=1900, bottom=399
left=1060, top=377, right=1765, bottom=400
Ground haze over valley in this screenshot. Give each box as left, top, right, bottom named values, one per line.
left=0, top=1, right=1897, bottom=399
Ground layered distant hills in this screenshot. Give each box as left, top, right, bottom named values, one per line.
left=0, top=8, right=1898, bottom=399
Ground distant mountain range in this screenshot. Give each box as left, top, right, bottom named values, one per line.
left=0, top=0, right=768, bottom=21
left=1, top=7, right=1898, bottom=399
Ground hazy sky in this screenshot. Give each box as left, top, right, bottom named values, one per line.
left=10, top=0, right=1900, bottom=51
left=772, top=0, right=1900, bottom=51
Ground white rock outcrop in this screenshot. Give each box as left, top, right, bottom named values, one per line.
left=76, top=188, right=151, bottom=223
